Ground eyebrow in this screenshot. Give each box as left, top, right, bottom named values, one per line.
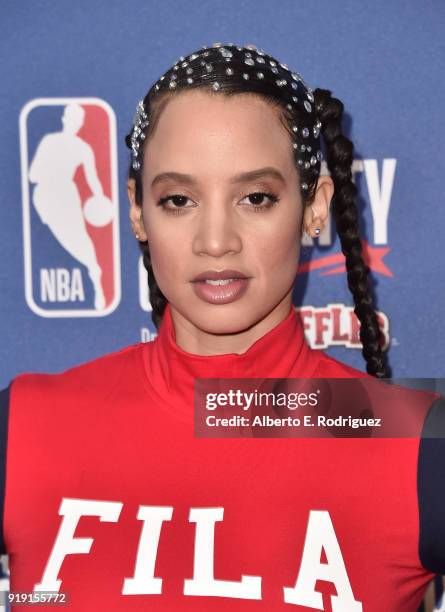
left=150, top=166, right=286, bottom=189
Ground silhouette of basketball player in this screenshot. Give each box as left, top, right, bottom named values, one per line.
left=29, top=103, right=106, bottom=310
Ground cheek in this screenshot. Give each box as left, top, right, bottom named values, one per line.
left=257, top=238, right=299, bottom=280
left=251, top=215, right=301, bottom=276
left=147, top=234, right=183, bottom=281
left=143, top=221, right=192, bottom=298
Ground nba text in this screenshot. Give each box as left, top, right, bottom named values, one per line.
left=40, top=268, right=85, bottom=302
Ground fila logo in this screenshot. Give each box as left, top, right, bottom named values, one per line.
left=34, top=498, right=363, bottom=610
left=19, top=97, right=121, bottom=317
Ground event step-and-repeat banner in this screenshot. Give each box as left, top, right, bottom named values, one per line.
left=0, top=1, right=444, bottom=610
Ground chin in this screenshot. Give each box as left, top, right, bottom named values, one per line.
left=189, top=302, right=262, bottom=335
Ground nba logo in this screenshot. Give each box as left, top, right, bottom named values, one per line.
left=19, top=97, right=121, bottom=317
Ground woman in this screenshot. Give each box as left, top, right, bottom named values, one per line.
left=0, top=42, right=443, bottom=611
left=126, top=44, right=386, bottom=376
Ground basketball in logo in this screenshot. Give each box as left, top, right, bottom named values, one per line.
left=19, top=98, right=121, bottom=317
left=83, top=195, right=115, bottom=227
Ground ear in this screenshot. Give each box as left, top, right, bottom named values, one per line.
left=127, top=178, right=148, bottom=242
left=302, top=175, right=334, bottom=237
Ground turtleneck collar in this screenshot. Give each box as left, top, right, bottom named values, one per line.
left=142, top=302, right=321, bottom=421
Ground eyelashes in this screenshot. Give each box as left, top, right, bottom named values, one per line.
left=156, top=191, right=280, bottom=215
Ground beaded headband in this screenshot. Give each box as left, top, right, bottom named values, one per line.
left=128, top=42, right=323, bottom=192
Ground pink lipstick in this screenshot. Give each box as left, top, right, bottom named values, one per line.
left=191, top=269, right=251, bottom=305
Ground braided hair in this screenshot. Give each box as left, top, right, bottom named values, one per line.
left=125, top=43, right=388, bottom=378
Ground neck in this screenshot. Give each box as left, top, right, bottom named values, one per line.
left=141, top=297, right=321, bottom=423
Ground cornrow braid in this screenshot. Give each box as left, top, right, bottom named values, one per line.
left=125, top=98, right=168, bottom=330
left=140, top=240, right=167, bottom=331
left=313, top=88, right=388, bottom=378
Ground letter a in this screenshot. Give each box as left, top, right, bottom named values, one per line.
left=283, top=510, right=362, bottom=611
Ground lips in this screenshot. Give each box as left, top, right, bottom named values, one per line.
left=191, top=269, right=251, bottom=305
left=192, top=269, right=248, bottom=282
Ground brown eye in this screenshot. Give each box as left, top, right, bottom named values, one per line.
left=240, top=191, right=280, bottom=212
left=156, top=194, right=193, bottom=215
left=158, top=194, right=189, bottom=208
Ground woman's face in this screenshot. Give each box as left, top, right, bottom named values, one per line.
left=132, top=90, right=313, bottom=336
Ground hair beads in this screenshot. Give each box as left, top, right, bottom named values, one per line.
left=128, top=43, right=323, bottom=191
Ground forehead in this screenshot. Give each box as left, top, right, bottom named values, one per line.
left=144, top=90, right=295, bottom=176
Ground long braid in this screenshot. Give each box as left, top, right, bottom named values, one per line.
left=313, top=88, right=389, bottom=378
left=139, top=240, right=167, bottom=330
left=126, top=98, right=168, bottom=331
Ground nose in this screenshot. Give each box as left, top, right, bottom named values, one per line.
left=192, top=199, right=242, bottom=258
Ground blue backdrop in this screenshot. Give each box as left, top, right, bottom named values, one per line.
left=0, top=1, right=444, bottom=381
left=0, top=2, right=444, bottom=609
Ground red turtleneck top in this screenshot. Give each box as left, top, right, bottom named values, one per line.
left=0, top=303, right=444, bottom=611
